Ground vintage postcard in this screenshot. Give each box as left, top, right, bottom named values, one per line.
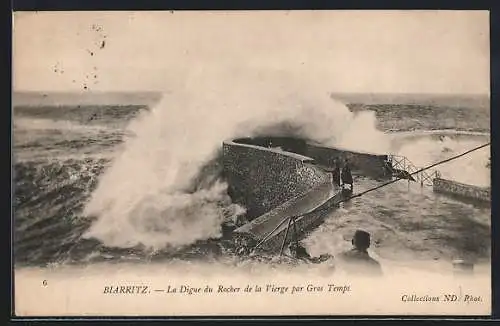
left=12, top=10, right=491, bottom=316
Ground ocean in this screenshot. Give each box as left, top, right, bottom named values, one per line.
left=13, top=91, right=491, bottom=271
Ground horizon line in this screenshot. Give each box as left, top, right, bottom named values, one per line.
left=12, top=90, right=491, bottom=97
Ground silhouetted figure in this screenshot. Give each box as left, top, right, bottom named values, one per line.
left=331, top=159, right=341, bottom=188
left=287, top=242, right=334, bottom=265
left=341, top=159, right=353, bottom=192
left=339, top=230, right=382, bottom=276
left=289, top=242, right=311, bottom=260
left=383, top=157, right=393, bottom=177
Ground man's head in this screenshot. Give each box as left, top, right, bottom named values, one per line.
left=352, top=230, right=371, bottom=251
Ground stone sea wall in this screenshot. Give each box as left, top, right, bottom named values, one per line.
left=234, top=181, right=333, bottom=240
left=256, top=190, right=345, bottom=253
left=433, top=178, right=491, bottom=203
left=222, top=141, right=330, bottom=220
left=305, top=144, right=391, bottom=179
left=223, top=137, right=395, bottom=251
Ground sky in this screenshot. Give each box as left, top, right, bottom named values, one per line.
left=12, top=10, right=490, bottom=94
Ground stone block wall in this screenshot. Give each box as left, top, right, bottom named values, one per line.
left=234, top=181, right=333, bottom=239
left=258, top=190, right=344, bottom=253
left=305, top=144, right=391, bottom=179
left=433, top=178, right=491, bottom=203
left=222, top=141, right=330, bottom=220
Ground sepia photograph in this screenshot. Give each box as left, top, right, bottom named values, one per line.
left=12, top=10, right=491, bottom=316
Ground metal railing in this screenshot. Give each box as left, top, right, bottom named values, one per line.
left=387, top=154, right=441, bottom=187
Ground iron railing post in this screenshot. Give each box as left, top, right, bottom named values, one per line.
left=292, top=217, right=299, bottom=248
left=280, top=217, right=293, bottom=256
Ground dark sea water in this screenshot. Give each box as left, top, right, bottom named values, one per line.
left=13, top=93, right=491, bottom=269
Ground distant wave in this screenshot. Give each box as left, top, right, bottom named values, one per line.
left=387, top=128, right=490, bottom=137
left=389, top=132, right=490, bottom=188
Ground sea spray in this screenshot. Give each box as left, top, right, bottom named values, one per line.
left=82, top=72, right=391, bottom=250
left=392, top=135, right=490, bottom=187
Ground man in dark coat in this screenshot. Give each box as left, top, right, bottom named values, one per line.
left=341, top=158, right=353, bottom=191
left=339, top=230, right=382, bottom=276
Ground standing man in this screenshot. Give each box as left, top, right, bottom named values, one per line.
left=341, top=158, right=353, bottom=192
